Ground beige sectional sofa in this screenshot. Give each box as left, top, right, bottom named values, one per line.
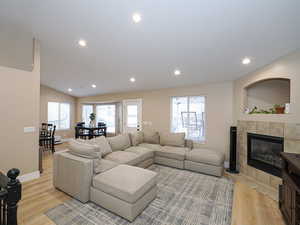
left=53, top=131, right=225, bottom=221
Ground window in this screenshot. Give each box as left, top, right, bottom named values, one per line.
left=126, top=105, right=138, bottom=128
left=48, top=102, right=70, bottom=130
left=96, top=104, right=116, bottom=133
left=82, top=105, right=93, bottom=125
left=171, top=96, right=205, bottom=142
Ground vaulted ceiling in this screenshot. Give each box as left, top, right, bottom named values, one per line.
left=1, top=0, right=300, bottom=97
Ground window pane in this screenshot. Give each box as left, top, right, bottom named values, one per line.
left=171, top=96, right=205, bottom=142
left=189, top=96, right=205, bottom=142
left=127, top=105, right=138, bottom=127
left=96, top=105, right=116, bottom=133
left=171, top=97, right=188, bottom=134
left=82, top=105, right=93, bottom=125
left=48, top=102, right=59, bottom=127
left=60, top=103, right=70, bottom=129
left=48, top=102, right=71, bottom=130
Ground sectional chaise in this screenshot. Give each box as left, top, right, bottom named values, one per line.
left=53, top=130, right=225, bottom=221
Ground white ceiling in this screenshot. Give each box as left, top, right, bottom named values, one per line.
left=1, top=0, right=300, bottom=97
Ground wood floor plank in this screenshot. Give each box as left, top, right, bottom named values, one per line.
left=231, top=182, right=285, bottom=225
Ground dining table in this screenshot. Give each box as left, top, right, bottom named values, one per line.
left=75, top=125, right=107, bottom=139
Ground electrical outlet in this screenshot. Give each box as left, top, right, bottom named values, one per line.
left=24, top=127, right=35, bottom=133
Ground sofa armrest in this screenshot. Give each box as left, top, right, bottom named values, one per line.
left=53, top=150, right=93, bottom=203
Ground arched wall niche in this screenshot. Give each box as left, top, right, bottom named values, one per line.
left=244, top=78, right=290, bottom=113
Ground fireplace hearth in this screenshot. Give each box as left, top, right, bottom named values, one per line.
left=247, top=133, right=284, bottom=177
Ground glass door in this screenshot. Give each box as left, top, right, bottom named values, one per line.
left=123, top=99, right=142, bottom=133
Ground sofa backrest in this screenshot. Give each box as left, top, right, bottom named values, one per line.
left=129, top=130, right=193, bottom=149
left=129, top=131, right=144, bottom=146
left=159, top=132, right=185, bottom=147
left=142, top=130, right=160, bottom=144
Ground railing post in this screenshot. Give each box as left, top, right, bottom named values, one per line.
left=0, top=189, right=8, bottom=225
left=6, top=169, right=21, bottom=225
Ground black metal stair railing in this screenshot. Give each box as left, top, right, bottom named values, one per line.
left=0, top=169, right=21, bottom=225
left=0, top=188, right=8, bottom=225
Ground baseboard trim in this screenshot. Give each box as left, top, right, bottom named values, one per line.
left=19, top=171, right=40, bottom=183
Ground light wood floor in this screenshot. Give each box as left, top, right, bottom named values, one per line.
left=18, top=144, right=285, bottom=225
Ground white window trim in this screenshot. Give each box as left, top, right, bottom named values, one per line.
left=122, top=98, right=143, bottom=133
left=48, top=102, right=71, bottom=130
left=170, top=95, right=207, bottom=144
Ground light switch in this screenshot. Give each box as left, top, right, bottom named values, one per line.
left=24, top=127, right=35, bottom=133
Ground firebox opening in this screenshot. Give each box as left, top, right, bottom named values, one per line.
left=247, top=133, right=284, bottom=177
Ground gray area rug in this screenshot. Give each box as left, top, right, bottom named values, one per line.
left=46, top=165, right=234, bottom=225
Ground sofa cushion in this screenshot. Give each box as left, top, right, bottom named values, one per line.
left=160, top=132, right=185, bottom=147
left=186, top=148, right=225, bottom=167
left=155, top=146, right=188, bottom=161
left=94, top=159, right=119, bottom=174
left=138, top=143, right=162, bottom=151
left=125, top=146, right=154, bottom=161
left=143, top=130, right=160, bottom=144
left=88, top=136, right=113, bottom=156
left=92, top=165, right=157, bottom=203
left=130, top=131, right=144, bottom=146
left=107, top=134, right=131, bottom=151
left=68, top=139, right=101, bottom=159
left=104, top=151, right=142, bottom=166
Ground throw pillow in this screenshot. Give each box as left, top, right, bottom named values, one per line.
left=68, top=139, right=101, bottom=159
left=88, top=136, right=113, bottom=156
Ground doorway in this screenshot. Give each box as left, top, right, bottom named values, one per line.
left=122, top=99, right=142, bottom=133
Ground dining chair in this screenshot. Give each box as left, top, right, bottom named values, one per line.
left=39, top=124, right=56, bottom=153
left=77, top=127, right=90, bottom=140
left=93, top=122, right=107, bottom=137
left=76, top=122, right=85, bottom=127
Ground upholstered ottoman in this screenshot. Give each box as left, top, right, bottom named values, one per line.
left=184, top=148, right=225, bottom=177
left=90, top=164, right=158, bottom=221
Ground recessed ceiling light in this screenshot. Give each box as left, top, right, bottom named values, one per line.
left=242, top=57, right=251, bottom=65
left=132, top=13, right=142, bottom=23
left=174, top=69, right=181, bottom=76
left=130, top=77, right=136, bottom=82
left=78, top=39, right=87, bottom=47
left=68, top=88, right=72, bottom=92
left=91, top=84, right=97, bottom=88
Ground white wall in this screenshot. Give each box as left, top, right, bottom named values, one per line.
left=246, top=79, right=290, bottom=110
left=0, top=21, right=33, bottom=71
left=0, top=40, right=40, bottom=175
left=234, top=50, right=300, bottom=123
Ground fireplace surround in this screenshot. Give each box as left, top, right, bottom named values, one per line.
left=236, top=120, right=300, bottom=199
left=247, top=133, right=284, bottom=177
